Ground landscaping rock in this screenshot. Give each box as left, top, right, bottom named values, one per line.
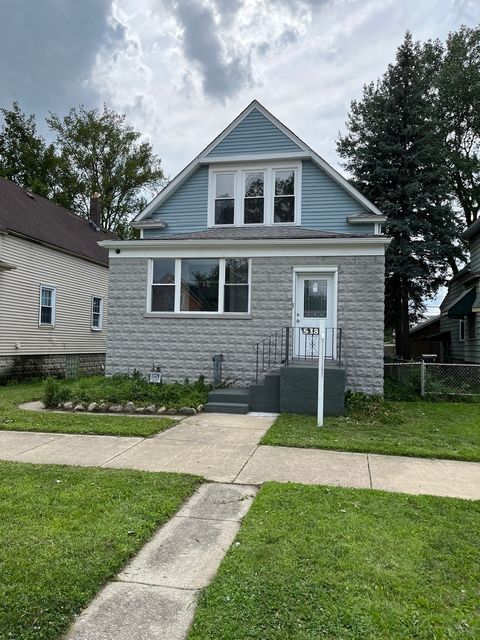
left=63, top=401, right=74, bottom=410
left=165, top=408, right=178, bottom=415
left=98, top=402, right=110, bottom=412
left=145, top=405, right=156, bottom=414
left=157, top=406, right=166, bottom=414
left=124, top=402, right=135, bottom=413
left=74, top=404, right=85, bottom=412
left=87, top=402, right=98, bottom=413
left=109, top=404, right=123, bottom=413
left=196, top=404, right=204, bottom=412
left=135, top=407, right=146, bottom=414
left=179, top=407, right=196, bottom=415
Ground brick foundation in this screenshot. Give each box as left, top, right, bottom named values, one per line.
left=0, top=353, right=105, bottom=384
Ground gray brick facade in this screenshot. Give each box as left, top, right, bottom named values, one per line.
left=106, top=254, right=385, bottom=394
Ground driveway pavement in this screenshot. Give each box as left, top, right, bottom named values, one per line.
left=1, top=413, right=480, bottom=499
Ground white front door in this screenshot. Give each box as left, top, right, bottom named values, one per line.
left=294, top=273, right=336, bottom=358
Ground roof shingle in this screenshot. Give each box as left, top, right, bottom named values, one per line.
left=146, top=226, right=378, bottom=241
left=0, top=178, right=116, bottom=266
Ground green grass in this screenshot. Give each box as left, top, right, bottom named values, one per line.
left=189, top=483, right=480, bottom=640
left=0, top=382, right=176, bottom=437
left=0, top=461, right=201, bottom=640
left=261, top=401, right=480, bottom=462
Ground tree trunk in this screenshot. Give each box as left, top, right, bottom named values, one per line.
left=395, top=279, right=411, bottom=359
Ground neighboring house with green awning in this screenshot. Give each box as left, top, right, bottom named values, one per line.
left=439, top=217, right=480, bottom=363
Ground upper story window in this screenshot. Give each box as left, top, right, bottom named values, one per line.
left=39, top=285, right=56, bottom=326
left=274, top=169, right=295, bottom=223
left=209, top=162, right=300, bottom=227
left=244, top=171, right=264, bottom=224
left=214, top=172, right=235, bottom=225
left=91, top=296, right=104, bottom=331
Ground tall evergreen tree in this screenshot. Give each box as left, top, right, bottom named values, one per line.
left=437, top=25, right=480, bottom=228
left=337, top=33, right=463, bottom=359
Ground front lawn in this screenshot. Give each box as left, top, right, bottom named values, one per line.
left=189, top=483, right=480, bottom=640
left=0, top=461, right=200, bottom=640
left=262, top=401, right=480, bottom=462
left=0, top=382, right=176, bottom=437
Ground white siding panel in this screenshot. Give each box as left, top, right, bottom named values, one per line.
left=0, top=235, right=109, bottom=355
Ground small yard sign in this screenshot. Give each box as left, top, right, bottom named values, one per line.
left=149, top=371, right=162, bottom=384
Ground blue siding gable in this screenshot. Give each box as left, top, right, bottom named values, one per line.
left=301, top=161, right=372, bottom=233
left=147, top=166, right=209, bottom=235
left=144, top=160, right=374, bottom=236
left=206, top=108, right=302, bottom=157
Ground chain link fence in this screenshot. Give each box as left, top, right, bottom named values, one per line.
left=385, top=362, right=480, bottom=396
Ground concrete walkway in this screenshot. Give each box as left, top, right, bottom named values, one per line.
left=66, top=482, right=257, bottom=640
left=1, top=412, right=480, bottom=499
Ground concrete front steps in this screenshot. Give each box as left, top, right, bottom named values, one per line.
left=204, top=388, right=251, bottom=414
left=205, top=363, right=346, bottom=416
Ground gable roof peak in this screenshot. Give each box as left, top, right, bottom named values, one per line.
left=133, top=101, right=384, bottom=223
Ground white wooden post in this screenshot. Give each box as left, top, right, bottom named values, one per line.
left=317, top=319, right=326, bottom=427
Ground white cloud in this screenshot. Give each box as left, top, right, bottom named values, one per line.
left=55, top=0, right=480, bottom=176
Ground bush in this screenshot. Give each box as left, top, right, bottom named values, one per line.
left=384, top=376, right=420, bottom=401
left=42, top=374, right=210, bottom=410
left=345, top=391, right=399, bottom=425
left=43, top=377, right=70, bottom=408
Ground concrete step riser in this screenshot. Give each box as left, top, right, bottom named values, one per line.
left=204, top=402, right=250, bottom=414
left=208, top=391, right=250, bottom=404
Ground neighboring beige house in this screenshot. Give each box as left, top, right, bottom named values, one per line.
left=0, top=178, right=116, bottom=382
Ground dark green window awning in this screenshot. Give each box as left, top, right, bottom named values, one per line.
left=448, top=287, right=477, bottom=318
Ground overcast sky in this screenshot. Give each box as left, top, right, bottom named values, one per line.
left=0, top=0, right=479, bottom=180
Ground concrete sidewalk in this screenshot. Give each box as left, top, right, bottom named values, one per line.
left=66, top=483, right=258, bottom=640
left=1, top=413, right=480, bottom=499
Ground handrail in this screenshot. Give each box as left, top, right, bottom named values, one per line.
left=254, top=326, right=343, bottom=383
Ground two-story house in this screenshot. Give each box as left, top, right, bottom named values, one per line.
left=101, top=101, right=389, bottom=414
left=0, top=179, right=116, bottom=382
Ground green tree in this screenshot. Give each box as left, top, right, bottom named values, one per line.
left=0, top=102, right=56, bottom=197
left=337, top=33, right=463, bottom=359
left=47, top=105, right=165, bottom=237
left=437, top=25, right=480, bottom=228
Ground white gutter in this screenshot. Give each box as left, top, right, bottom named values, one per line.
left=99, top=237, right=391, bottom=250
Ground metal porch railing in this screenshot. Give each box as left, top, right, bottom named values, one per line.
left=255, top=326, right=343, bottom=383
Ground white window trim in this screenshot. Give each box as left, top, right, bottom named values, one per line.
left=91, top=296, right=104, bottom=331
left=146, top=258, right=252, bottom=317
left=39, top=284, right=56, bottom=327
left=208, top=161, right=301, bottom=228
left=211, top=169, right=237, bottom=226
left=459, top=318, right=465, bottom=342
